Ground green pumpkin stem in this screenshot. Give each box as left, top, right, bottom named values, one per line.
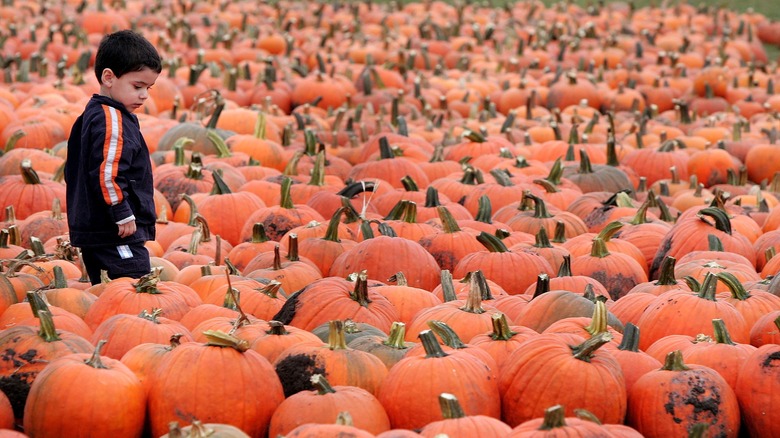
left=533, top=178, right=560, bottom=194
left=438, top=393, right=466, bottom=419
left=698, top=207, right=732, bottom=235
left=557, top=255, right=572, bottom=277
left=708, top=234, right=724, bottom=251
left=425, top=187, right=442, bottom=208
left=419, top=329, right=448, bottom=358
left=697, top=272, right=719, bottom=301
left=26, top=291, right=50, bottom=318
left=477, top=231, right=510, bottom=253
left=534, top=227, right=553, bottom=248
left=209, top=169, right=232, bottom=195
left=571, top=332, right=613, bottom=362
left=655, top=256, right=678, bottom=286
left=427, top=320, right=467, bottom=349
left=437, top=206, right=462, bottom=233
left=662, top=349, right=690, bottom=371
left=589, top=237, right=610, bottom=258
left=383, top=322, right=410, bottom=349
left=617, top=322, right=641, bottom=352
left=711, top=319, right=735, bottom=345
left=490, top=312, right=518, bottom=341
left=323, top=208, right=345, bottom=242
left=577, top=149, right=594, bottom=174
left=311, top=374, right=337, bottom=395
left=716, top=272, right=751, bottom=301
left=539, top=405, right=567, bottom=430
left=279, top=177, right=295, bottom=209
left=378, top=137, right=395, bottom=160
left=84, top=340, right=109, bottom=369
left=36, top=310, right=61, bottom=342
left=546, top=158, right=564, bottom=185
left=475, top=195, right=493, bottom=224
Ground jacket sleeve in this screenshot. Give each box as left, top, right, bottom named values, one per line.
left=90, top=105, right=135, bottom=224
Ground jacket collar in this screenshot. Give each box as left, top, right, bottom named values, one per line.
left=90, top=94, right=138, bottom=121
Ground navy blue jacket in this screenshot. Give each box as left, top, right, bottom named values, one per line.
left=65, top=94, right=156, bottom=247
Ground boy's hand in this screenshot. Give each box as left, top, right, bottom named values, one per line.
left=118, top=220, right=137, bottom=238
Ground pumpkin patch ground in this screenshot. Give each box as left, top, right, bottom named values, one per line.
left=1, top=0, right=780, bottom=436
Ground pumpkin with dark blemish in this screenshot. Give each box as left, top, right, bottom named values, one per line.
left=735, top=344, right=780, bottom=437
left=628, top=350, right=740, bottom=438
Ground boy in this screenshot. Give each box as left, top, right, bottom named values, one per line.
left=65, top=30, right=162, bottom=285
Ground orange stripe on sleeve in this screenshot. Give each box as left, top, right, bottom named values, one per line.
left=99, top=105, right=124, bottom=205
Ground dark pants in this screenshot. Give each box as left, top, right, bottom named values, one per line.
left=80, top=243, right=151, bottom=285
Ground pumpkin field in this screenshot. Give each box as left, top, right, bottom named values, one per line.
left=1, top=0, right=780, bottom=436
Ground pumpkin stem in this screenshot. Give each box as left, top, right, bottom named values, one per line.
left=546, top=158, right=564, bottom=185
left=532, top=273, right=550, bottom=299
left=286, top=234, right=301, bottom=262
left=383, top=322, right=410, bottom=349
left=716, top=272, right=751, bottom=301
left=266, top=320, right=288, bottom=336
left=388, top=272, right=409, bottom=287
left=662, top=349, right=690, bottom=371
left=327, top=320, right=349, bottom=350
left=577, top=149, right=594, bottom=174
left=534, top=227, right=553, bottom=249
left=222, top=284, right=240, bottom=310
left=467, top=270, right=494, bottom=301
left=460, top=272, right=486, bottom=314
left=584, top=301, right=609, bottom=336
left=698, top=207, right=732, bottom=235
left=84, top=340, right=109, bottom=369
left=279, top=177, right=295, bottom=209
left=589, top=237, right=610, bottom=258
left=20, top=159, right=42, bottom=185
left=490, top=169, right=515, bottom=187
left=616, top=322, right=641, bottom=352
left=419, top=329, right=448, bottom=358
left=438, top=393, right=466, bottom=419
left=401, top=201, right=419, bottom=224
left=26, top=291, right=50, bottom=318
left=570, top=332, right=613, bottom=362
left=378, top=137, right=395, bottom=160
left=525, top=193, right=552, bottom=219
left=574, top=409, right=603, bottom=424
left=557, top=255, right=573, bottom=277
left=697, top=272, right=719, bottom=301
left=475, top=195, right=493, bottom=224
left=711, top=318, right=735, bottom=345
left=437, top=206, right=462, bottom=233
left=552, top=221, right=567, bottom=244
left=427, top=320, right=467, bottom=349
left=349, top=271, right=372, bottom=307
left=203, top=330, right=250, bottom=352
left=249, top=223, right=271, bottom=243
left=539, top=405, right=567, bottom=430
left=424, top=186, right=442, bottom=208
left=311, top=374, right=336, bottom=395
left=440, top=270, right=458, bottom=302
left=138, top=308, right=163, bottom=323
left=209, top=169, right=232, bottom=195
left=655, top=256, right=678, bottom=286
left=490, top=312, right=518, bottom=341
left=476, top=231, right=510, bottom=253
left=36, top=310, right=61, bottom=342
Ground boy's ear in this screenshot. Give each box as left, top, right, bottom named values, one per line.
left=101, top=68, right=115, bottom=86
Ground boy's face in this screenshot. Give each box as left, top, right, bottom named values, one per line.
left=99, top=67, right=159, bottom=113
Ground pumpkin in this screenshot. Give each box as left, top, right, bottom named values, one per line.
left=274, top=320, right=389, bottom=397
left=23, top=341, right=146, bottom=438
left=377, top=330, right=500, bottom=430
left=500, top=331, right=626, bottom=427
left=735, top=343, right=780, bottom=437
left=418, top=393, right=512, bottom=437
left=147, top=330, right=285, bottom=438
left=269, top=374, right=391, bottom=437
left=627, top=350, right=740, bottom=438
left=91, top=309, right=195, bottom=360
left=0, top=309, right=93, bottom=420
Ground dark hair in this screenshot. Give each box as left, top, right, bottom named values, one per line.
left=94, top=30, right=162, bottom=84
